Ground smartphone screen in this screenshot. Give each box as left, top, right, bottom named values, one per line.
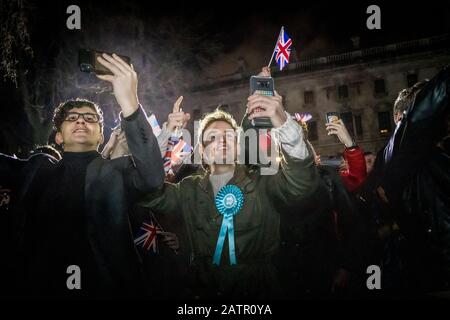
left=79, top=49, right=131, bottom=75
left=249, top=76, right=274, bottom=128
left=93, top=51, right=112, bottom=75
left=326, top=112, right=340, bottom=124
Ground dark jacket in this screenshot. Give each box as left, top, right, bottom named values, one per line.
left=364, top=66, right=450, bottom=292
left=141, top=152, right=320, bottom=299
left=275, top=165, right=360, bottom=297
left=0, top=106, right=164, bottom=298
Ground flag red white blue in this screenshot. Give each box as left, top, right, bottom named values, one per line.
left=134, top=220, right=160, bottom=253
left=163, top=135, right=192, bottom=174
left=274, top=27, right=292, bottom=71
left=171, top=138, right=191, bottom=166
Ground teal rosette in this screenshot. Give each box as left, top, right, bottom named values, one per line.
left=213, top=184, right=244, bottom=265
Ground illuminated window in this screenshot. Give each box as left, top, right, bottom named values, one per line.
left=378, top=111, right=392, bottom=135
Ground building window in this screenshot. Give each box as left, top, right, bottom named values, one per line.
left=338, top=112, right=363, bottom=139
left=341, top=112, right=354, bottom=138
left=378, top=111, right=392, bottom=135
left=304, top=90, right=314, bottom=104
left=307, top=121, right=318, bottom=141
left=407, top=73, right=418, bottom=87
left=355, top=114, right=363, bottom=138
left=338, top=85, right=349, bottom=99
left=374, top=79, right=386, bottom=95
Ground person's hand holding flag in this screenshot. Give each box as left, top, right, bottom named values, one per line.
left=163, top=96, right=193, bottom=174
left=258, top=66, right=271, bottom=77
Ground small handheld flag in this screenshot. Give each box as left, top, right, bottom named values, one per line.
left=163, top=135, right=193, bottom=175
left=134, top=220, right=160, bottom=253
left=268, top=26, right=293, bottom=71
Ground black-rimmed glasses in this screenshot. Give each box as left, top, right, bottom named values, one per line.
left=64, top=112, right=100, bottom=123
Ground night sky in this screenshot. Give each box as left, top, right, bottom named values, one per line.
left=28, top=0, right=450, bottom=56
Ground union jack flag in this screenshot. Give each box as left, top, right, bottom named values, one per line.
left=163, top=135, right=178, bottom=175
left=163, top=135, right=192, bottom=174
left=134, top=220, right=161, bottom=253
left=274, top=27, right=292, bottom=71
left=171, top=138, right=192, bottom=166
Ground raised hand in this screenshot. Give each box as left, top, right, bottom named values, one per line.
left=166, top=96, right=191, bottom=133
left=325, top=119, right=354, bottom=148
left=258, top=66, right=271, bottom=77
left=247, top=90, right=287, bottom=128
left=96, top=53, right=139, bottom=117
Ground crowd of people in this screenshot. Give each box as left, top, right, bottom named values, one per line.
left=0, top=53, right=448, bottom=299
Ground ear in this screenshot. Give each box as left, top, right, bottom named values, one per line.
left=55, top=132, right=63, bottom=146
left=198, top=142, right=204, bottom=157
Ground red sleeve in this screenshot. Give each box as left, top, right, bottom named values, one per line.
left=339, top=146, right=367, bottom=193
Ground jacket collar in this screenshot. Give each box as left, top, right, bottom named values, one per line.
left=198, top=165, right=254, bottom=196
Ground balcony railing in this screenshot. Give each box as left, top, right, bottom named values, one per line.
left=192, top=34, right=450, bottom=92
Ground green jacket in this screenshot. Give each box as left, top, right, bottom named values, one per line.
left=141, top=152, right=320, bottom=298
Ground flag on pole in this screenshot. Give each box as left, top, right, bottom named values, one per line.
left=274, top=27, right=293, bottom=71
left=163, top=135, right=178, bottom=175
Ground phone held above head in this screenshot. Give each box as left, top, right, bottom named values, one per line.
left=249, top=76, right=275, bottom=128
left=79, top=49, right=131, bottom=75
left=326, top=112, right=341, bottom=124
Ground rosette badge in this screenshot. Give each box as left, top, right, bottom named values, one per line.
left=213, top=185, right=244, bottom=265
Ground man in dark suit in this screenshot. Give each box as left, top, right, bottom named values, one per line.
left=0, top=53, right=164, bottom=298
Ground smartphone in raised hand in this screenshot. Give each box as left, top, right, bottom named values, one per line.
left=325, top=112, right=341, bottom=124
left=79, top=49, right=131, bottom=75
left=249, top=76, right=275, bottom=128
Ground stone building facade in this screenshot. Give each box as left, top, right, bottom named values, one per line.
left=183, top=34, right=450, bottom=157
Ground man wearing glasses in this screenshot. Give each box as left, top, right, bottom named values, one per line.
left=0, top=54, right=164, bottom=298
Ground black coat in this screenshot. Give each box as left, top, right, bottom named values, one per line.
left=364, top=66, right=450, bottom=292
left=0, top=106, right=164, bottom=298
left=275, top=165, right=360, bottom=297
